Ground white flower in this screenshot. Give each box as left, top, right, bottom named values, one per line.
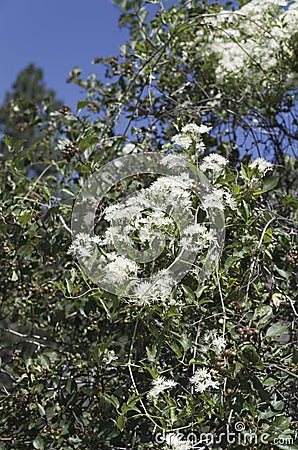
left=190, top=367, right=220, bottom=393
left=103, top=254, right=139, bottom=285
left=181, top=224, right=210, bottom=251
left=172, top=133, right=193, bottom=150
left=104, top=203, right=123, bottom=222
left=77, top=247, right=92, bottom=258
left=91, top=235, right=102, bottom=244
left=68, top=233, right=94, bottom=258
left=148, top=376, right=177, bottom=398
left=131, top=274, right=173, bottom=306
left=204, top=330, right=226, bottom=354
left=222, top=190, right=237, bottom=210
left=249, top=157, right=273, bottom=175
left=102, top=349, right=118, bottom=364
left=122, top=142, right=137, bottom=155
left=200, top=154, right=228, bottom=172
left=182, top=123, right=212, bottom=135
left=197, top=0, right=296, bottom=85
left=201, top=188, right=236, bottom=211
left=201, top=190, right=225, bottom=211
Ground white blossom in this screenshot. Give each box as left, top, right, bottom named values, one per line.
left=131, top=274, right=173, bottom=306
left=68, top=233, right=94, bottom=258
left=190, top=367, right=220, bottom=393
left=182, top=123, right=212, bottom=135
left=102, top=349, right=118, bottom=364
left=148, top=376, right=177, bottom=398
left=201, top=188, right=236, bottom=211
left=249, top=157, right=274, bottom=175
left=203, top=330, right=226, bottom=354
left=181, top=224, right=211, bottom=251
left=103, top=254, right=139, bottom=285
left=197, top=0, right=298, bottom=85
left=200, top=154, right=228, bottom=172
left=122, top=142, right=137, bottom=155
left=172, top=133, right=193, bottom=150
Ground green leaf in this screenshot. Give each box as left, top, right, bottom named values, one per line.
left=240, top=344, right=260, bottom=364
left=3, top=134, right=12, bottom=151
left=253, top=176, right=279, bottom=195
left=116, top=413, right=126, bottom=431
left=37, top=403, right=45, bottom=416
left=181, top=284, right=195, bottom=301
left=266, top=322, right=288, bottom=338
left=146, top=344, right=157, bottom=362
left=224, top=249, right=248, bottom=269
left=101, top=393, right=119, bottom=411
left=168, top=341, right=182, bottom=358
left=262, top=176, right=280, bottom=192
left=253, top=305, right=273, bottom=327
left=77, top=100, right=89, bottom=112
left=275, top=266, right=292, bottom=279
left=33, top=435, right=45, bottom=449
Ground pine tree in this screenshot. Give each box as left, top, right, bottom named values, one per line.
left=0, top=63, right=62, bottom=154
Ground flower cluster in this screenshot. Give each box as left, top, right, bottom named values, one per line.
left=90, top=171, right=215, bottom=303
left=203, top=330, right=226, bottom=355
left=172, top=122, right=211, bottom=152
left=131, top=274, right=174, bottom=307
left=197, top=0, right=298, bottom=85
left=68, top=232, right=100, bottom=258
left=200, top=154, right=228, bottom=173
left=200, top=188, right=236, bottom=211
left=148, top=376, right=177, bottom=399
left=249, top=157, right=274, bottom=175
left=190, top=367, right=220, bottom=393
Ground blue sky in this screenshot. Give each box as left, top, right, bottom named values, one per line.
left=0, top=0, right=129, bottom=109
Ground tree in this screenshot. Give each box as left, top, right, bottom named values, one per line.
left=0, top=64, right=63, bottom=173
left=0, top=1, right=297, bottom=449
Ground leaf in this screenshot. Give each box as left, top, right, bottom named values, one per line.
left=11, top=271, right=18, bottom=281
left=271, top=416, right=291, bottom=431
left=181, top=284, right=195, bottom=301
left=262, top=176, right=280, bottom=192
left=77, top=100, right=89, bottom=112
left=146, top=344, right=157, bottom=362
left=253, top=305, right=273, bottom=327
left=275, top=266, right=291, bottom=279
left=240, top=344, right=260, bottom=364
left=253, top=176, right=279, bottom=195
left=168, top=341, right=182, bottom=358
left=101, top=393, right=119, bottom=411
left=33, top=435, right=45, bottom=449
left=18, top=211, right=32, bottom=226
left=224, top=249, right=248, bottom=269
left=66, top=278, right=74, bottom=296
left=180, top=333, right=192, bottom=352
left=263, top=227, right=273, bottom=243
left=266, top=322, right=288, bottom=338
left=37, top=403, right=45, bottom=416
left=3, top=134, right=12, bottom=151
left=116, top=414, right=126, bottom=431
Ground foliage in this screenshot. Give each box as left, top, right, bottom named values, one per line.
left=0, top=1, right=297, bottom=449
left=0, top=64, right=63, bottom=175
